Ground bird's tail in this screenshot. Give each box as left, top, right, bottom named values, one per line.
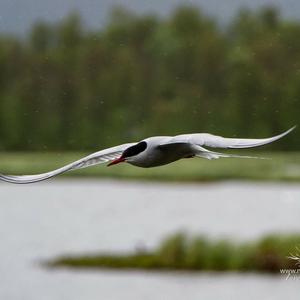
left=195, top=146, right=267, bottom=160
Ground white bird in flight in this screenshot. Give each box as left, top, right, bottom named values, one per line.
left=0, top=126, right=295, bottom=184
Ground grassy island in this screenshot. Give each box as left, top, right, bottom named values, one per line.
left=47, top=233, right=300, bottom=273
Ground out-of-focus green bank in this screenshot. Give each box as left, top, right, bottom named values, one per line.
left=0, top=151, right=300, bottom=182
left=47, top=233, right=300, bottom=273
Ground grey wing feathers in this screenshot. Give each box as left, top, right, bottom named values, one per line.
left=0, top=143, right=134, bottom=184
left=170, top=126, right=296, bottom=149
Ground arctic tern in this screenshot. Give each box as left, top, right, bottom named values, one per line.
left=0, top=126, right=295, bottom=184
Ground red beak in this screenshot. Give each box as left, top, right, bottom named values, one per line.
left=107, top=156, right=125, bottom=167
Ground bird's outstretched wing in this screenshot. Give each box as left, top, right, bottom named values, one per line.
left=0, top=143, right=135, bottom=184
left=168, top=126, right=296, bottom=149
left=159, top=126, right=296, bottom=160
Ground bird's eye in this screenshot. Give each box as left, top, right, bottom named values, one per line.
left=123, top=141, right=147, bottom=158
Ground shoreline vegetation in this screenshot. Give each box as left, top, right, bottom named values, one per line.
left=0, top=151, right=300, bottom=182
left=47, top=233, right=300, bottom=273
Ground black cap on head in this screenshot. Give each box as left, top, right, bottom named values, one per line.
left=122, top=141, right=147, bottom=158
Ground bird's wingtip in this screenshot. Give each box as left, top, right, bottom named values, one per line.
left=278, top=125, right=296, bottom=139
left=286, top=125, right=297, bottom=134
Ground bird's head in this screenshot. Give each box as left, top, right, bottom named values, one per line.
left=107, top=141, right=147, bottom=166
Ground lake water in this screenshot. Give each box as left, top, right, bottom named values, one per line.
left=0, top=180, right=299, bottom=299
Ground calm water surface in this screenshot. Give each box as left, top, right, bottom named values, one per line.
left=0, top=180, right=299, bottom=300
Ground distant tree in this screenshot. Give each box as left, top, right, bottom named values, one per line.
left=0, top=6, right=298, bottom=151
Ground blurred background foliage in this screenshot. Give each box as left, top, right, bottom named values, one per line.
left=0, top=5, right=298, bottom=151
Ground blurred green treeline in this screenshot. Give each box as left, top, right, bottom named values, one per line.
left=0, top=5, right=299, bottom=151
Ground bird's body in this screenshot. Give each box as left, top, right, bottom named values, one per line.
left=127, top=136, right=195, bottom=167
left=0, top=126, right=296, bottom=184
